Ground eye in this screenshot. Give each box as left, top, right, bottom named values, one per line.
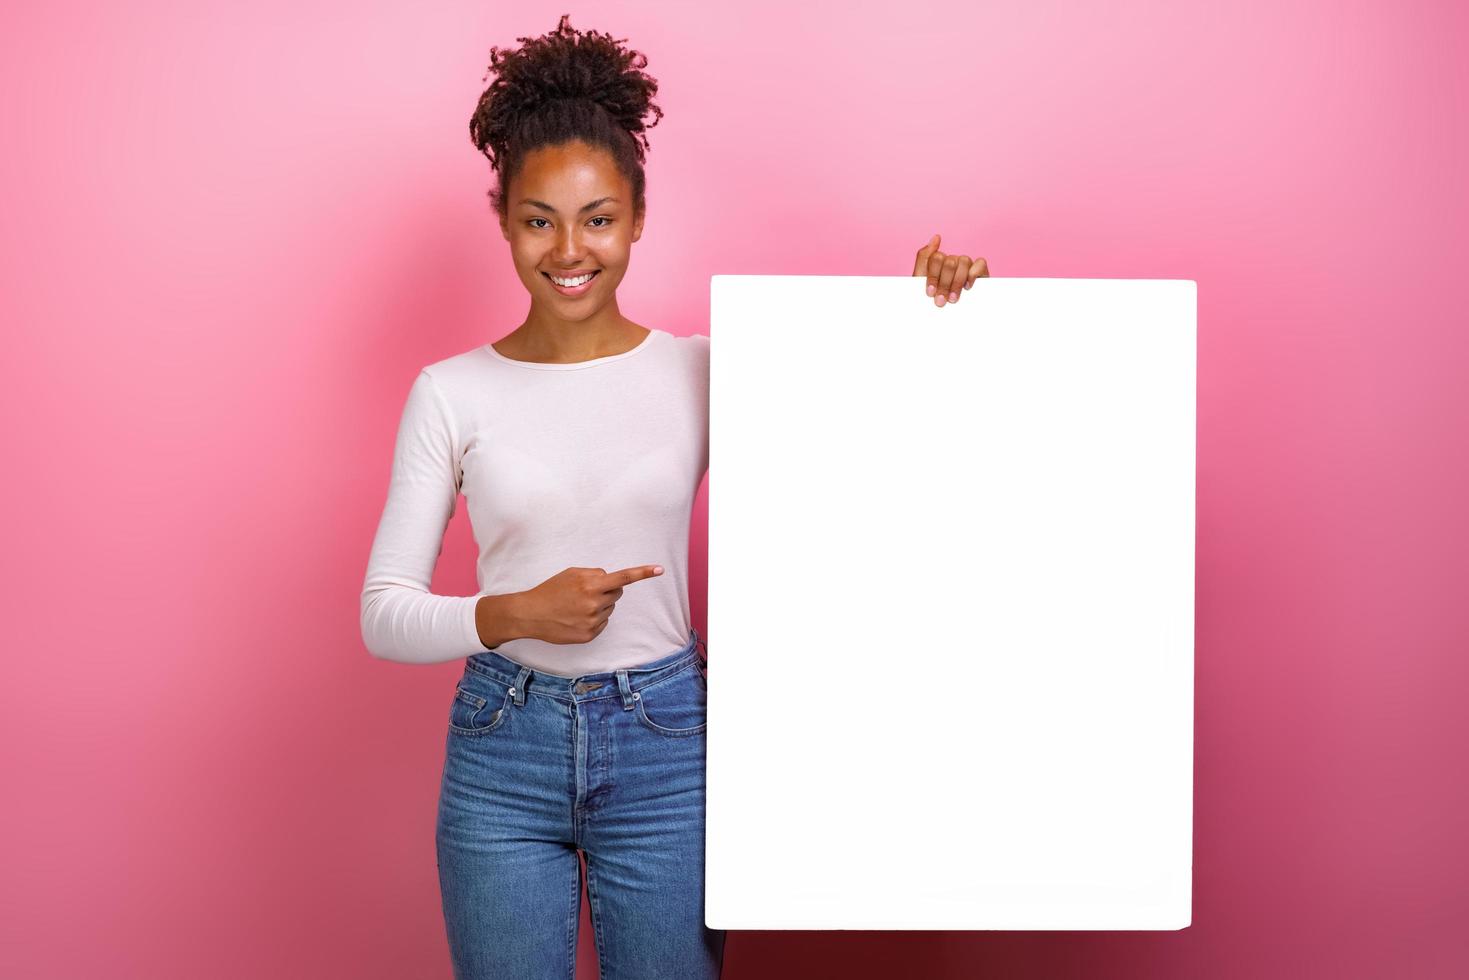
left=589, top=216, right=612, bottom=227
left=528, top=218, right=549, bottom=229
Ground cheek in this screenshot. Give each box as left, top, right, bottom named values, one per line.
left=512, top=248, right=542, bottom=277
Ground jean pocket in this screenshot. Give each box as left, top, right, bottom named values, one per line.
left=448, top=682, right=511, bottom=736
left=634, top=663, right=707, bottom=737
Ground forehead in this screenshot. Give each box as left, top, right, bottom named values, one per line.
left=515, top=141, right=626, bottom=198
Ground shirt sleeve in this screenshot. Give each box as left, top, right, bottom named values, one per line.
left=693, top=333, right=710, bottom=478
left=359, top=369, right=489, bottom=663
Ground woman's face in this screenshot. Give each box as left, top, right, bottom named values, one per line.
left=499, top=140, right=643, bottom=322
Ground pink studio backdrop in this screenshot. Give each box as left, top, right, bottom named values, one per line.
left=3, top=1, right=1465, bottom=977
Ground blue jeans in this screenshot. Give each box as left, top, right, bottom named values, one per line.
left=436, top=627, right=726, bottom=979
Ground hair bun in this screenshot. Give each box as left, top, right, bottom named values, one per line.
left=472, top=14, right=663, bottom=168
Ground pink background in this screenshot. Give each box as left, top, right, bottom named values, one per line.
left=3, top=1, right=1465, bottom=977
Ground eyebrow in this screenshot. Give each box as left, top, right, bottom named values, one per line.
left=518, top=196, right=619, bottom=214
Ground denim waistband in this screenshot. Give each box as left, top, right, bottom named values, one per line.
left=463, top=627, right=706, bottom=704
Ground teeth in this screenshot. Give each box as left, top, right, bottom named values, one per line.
left=549, top=272, right=595, bottom=287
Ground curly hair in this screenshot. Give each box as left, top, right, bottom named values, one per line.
left=469, top=14, right=664, bottom=220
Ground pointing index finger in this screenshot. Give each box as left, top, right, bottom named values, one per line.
left=603, top=565, right=665, bottom=590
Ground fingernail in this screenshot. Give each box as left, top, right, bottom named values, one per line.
left=926, top=284, right=935, bottom=296
left=936, top=294, right=946, bottom=306
left=654, top=566, right=663, bottom=574
left=950, top=291, right=959, bottom=302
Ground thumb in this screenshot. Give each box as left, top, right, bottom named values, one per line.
left=912, top=233, right=941, bottom=276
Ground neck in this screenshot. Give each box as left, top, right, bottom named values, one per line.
left=505, top=297, right=645, bottom=361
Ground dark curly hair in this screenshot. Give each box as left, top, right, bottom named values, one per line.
left=469, top=14, right=664, bottom=221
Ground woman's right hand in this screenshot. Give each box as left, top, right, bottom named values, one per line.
left=515, top=565, right=664, bottom=644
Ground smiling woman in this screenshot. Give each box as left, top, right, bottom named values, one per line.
left=357, top=12, right=726, bottom=980
left=468, top=13, right=664, bottom=364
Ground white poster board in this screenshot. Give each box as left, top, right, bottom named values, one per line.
left=705, top=276, right=1195, bottom=930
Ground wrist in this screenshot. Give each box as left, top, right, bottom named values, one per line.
left=475, top=592, right=528, bottom=649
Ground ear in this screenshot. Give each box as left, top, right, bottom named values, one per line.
left=632, top=206, right=645, bottom=243
left=499, top=213, right=510, bottom=242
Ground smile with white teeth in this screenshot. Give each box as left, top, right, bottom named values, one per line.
left=547, top=272, right=597, bottom=287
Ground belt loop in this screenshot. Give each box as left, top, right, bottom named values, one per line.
left=615, top=669, right=637, bottom=711
left=511, top=666, right=531, bottom=706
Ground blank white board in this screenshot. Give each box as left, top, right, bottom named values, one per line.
left=705, top=275, right=1195, bottom=930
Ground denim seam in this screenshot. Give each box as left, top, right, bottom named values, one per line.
left=453, top=686, right=486, bottom=709
left=633, top=660, right=700, bottom=695
left=447, top=689, right=511, bottom=736
left=586, top=854, right=609, bottom=979
left=462, top=650, right=698, bottom=684
left=565, top=849, right=578, bottom=980
left=571, top=699, right=586, bottom=834
left=599, top=712, right=615, bottom=809
left=462, top=653, right=702, bottom=702
left=634, top=698, right=708, bottom=737
left=633, top=663, right=708, bottom=736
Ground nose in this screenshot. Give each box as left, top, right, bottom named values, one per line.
left=553, top=226, right=589, bottom=264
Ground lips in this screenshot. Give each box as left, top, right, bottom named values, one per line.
left=543, top=270, right=600, bottom=297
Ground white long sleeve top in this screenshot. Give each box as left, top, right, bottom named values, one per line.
left=360, top=327, right=709, bottom=676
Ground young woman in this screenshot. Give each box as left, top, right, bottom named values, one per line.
left=360, top=14, right=987, bottom=980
